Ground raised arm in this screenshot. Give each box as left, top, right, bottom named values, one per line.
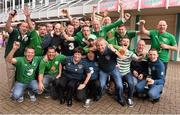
left=103, top=13, right=131, bottom=32
left=5, top=41, right=20, bottom=64
left=62, top=31, right=75, bottom=41
left=108, top=44, right=125, bottom=59
left=5, top=10, right=16, bottom=33
left=23, top=6, right=34, bottom=30
left=139, top=20, right=150, bottom=36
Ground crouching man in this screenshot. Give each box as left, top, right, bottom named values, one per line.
left=38, top=47, right=66, bottom=99
left=6, top=42, right=41, bottom=103
left=136, top=49, right=165, bottom=103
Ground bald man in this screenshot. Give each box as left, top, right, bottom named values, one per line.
left=139, top=20, right=177, bottom=76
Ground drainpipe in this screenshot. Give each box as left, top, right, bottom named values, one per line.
left=12, top=0, right=15, bottom=10
left=21, top=0, right=24, bottom=10
left=138, top=0, right=141, bottom=11
left=166, top=0, right=169, bottom=9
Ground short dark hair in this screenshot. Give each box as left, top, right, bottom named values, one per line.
left=149, top=48, right=158, bottom=53
left=47, top=47, right=56, bottom=52
left=38, top=23, right=46, bottom=29
left=25, top=47, right=35, bottom=52
left=73, top=47, right=83, bottom=54
left=82, top=24, right=89, bottom=29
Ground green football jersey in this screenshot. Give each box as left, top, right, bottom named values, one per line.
left=15, top=56, right=41, bottom=84
left=28, top=29, right=45, bottom=56
left=149, top=30, right=177, bottom=62
left=5, top=29, right=30, bottom=58
left=39, top=54, right=66, bottom=76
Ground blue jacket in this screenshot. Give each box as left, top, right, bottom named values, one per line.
left=148, top=59, right=165, bottom=86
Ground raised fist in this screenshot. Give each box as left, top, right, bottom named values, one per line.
left=124, top=13, right=131, bottom=21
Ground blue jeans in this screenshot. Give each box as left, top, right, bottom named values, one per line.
left=12, top=80, right=38, bottom=100
left=43, top=75, right=56, bottom=93
left=99, top=67, right=124, bottom=101
left=136, top=80, right=164, bottom=99
left=122, top=73, right=136, bottom=99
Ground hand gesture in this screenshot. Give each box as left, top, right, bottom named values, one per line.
left=102, top=11, right=108, bottom=17
left=61, top=9, right=68, bottom=16
left=124, top=13, right=131, bottom=21
left=13, top=41, right=20, bottom=50
left=38, top=82, right=44, bottom=93
left=133, top=70, right=139, bottom=77
left=138, top=74, right=144, bottom=80
left=146, top=78, right=154, bottom=85
left=138, top=20, right=145, bottom=25
left=23, top=6, right=30, bottom=17
left=160, top=43, right=169, bottom=50
left=9, top=10, right=17, bottom=18
left=119, top=3, right=124, bottom=18
left=56, top=74, right=61, bottom=79
left=77, top=84, right=86, bottom=90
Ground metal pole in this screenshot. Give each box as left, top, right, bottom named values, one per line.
left=13, top=0, right=15, bottom=9
left=18, top=0, right=20, bottom=9
left=21, top=0, right=24, bottom=9
left=32, top=0, right=35, bottom=8
left=5, top=0, right=7, bottom=13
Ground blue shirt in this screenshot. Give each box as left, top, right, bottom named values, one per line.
left=62, top=56, right=90, bottom=80
left=148, top=59, right=165, bottom=85
left=96, top=46, right=117, bottom=73
left=85, top=59, right=99, bottom=80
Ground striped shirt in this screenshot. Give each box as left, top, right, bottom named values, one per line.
left=117, top=50, right=138, bottom=76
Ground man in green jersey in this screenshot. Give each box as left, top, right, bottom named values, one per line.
left=38, top=47, right=66, bottom=98
left=115, top=25, right=138, bottom=49
left=5, top=8, right=31, bottom=93
left=24, top=6, right=47, bottom=56
left=6, top=42, right=41, bottom=103
left=91, top=13, right=131, bottom=45
left=139, top=20, right=177, bottom=76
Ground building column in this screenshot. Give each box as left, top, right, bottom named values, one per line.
left=174, top=13, right=180, bottom=61
left=12, top=0, right=15, bottom=9
left=21, top=0, right=24, bottom=9
left=32, top=0, right=35, bottom=8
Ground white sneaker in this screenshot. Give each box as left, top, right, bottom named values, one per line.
left=127, top=98, right=134, bottom=107
left=17, top=96, right=24, bottom=103
left=83, top=99, right=91, bottom=108
left=28, top=91, right=37, bottom=102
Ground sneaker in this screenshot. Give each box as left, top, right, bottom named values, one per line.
left=150, top=98, right=160, bottom=104
left=127, top=98, right=134, bottom=107
left=17, top=96, right=24, bottom=103
left=83, top=99, right=91, bottom=108
left=28, top=91, right=37, bottom=102
left=118, top=99, right=126, bottom=107
left=44, top=93, right=50, bottom=99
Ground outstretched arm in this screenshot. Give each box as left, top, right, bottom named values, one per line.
left=6, top=41, right=20, bottom=64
